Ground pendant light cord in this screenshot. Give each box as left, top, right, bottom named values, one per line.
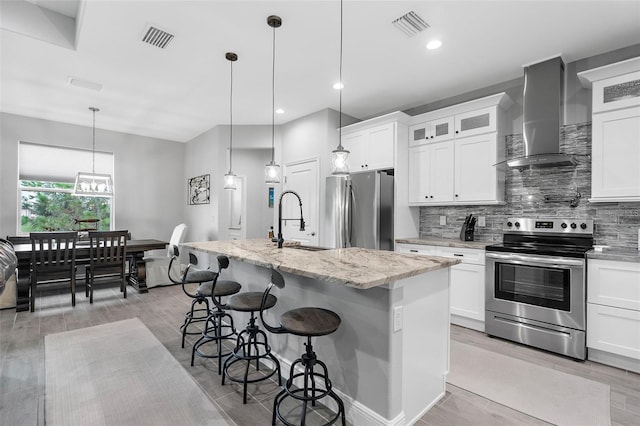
left=271, top=23, right=276, bottom=163
left=338, top=0, right=343, bottom=150
left=229, top=58, right=233, bottom=174
left=92, top=108, right=96, bottom=174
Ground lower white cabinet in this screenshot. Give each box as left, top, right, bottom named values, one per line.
left=587, top=259, right=640, bottom=373
left=396, top=243, right=485, bottom=331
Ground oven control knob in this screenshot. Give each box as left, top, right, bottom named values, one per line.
left=570, top=223, right=577, bottom=229
left=561, top=222, right=568, bottom=229
left=580, top=223, right=587, bottom=230
left=514, top=222, right=520, bottom=228
left=506, top=221, right=513, bottom=227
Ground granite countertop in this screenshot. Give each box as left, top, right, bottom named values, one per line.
left=587, top=247, right=640, bottom=263
left=181, top=239, right=460, bottom=290
left=395, top=237, right=490, bottom=250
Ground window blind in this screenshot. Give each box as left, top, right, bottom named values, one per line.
left=19, top=142, right=114, bottom=182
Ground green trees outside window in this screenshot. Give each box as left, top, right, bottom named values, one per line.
left=20, top=181, right=111, bottom=234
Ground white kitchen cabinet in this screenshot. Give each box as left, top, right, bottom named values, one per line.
left=454, top=106, right=497, bottom=138
left=587, top=259, right=640, bottom=373
left=454, top=133, right=503, bottom=203
left=590, top=106, right=640, bottom=202
left=409, top=116, right=455, bottom=147
left=342, top=122, right=395, bottom=172
left=395, top=243, right=485, bottom=331
left=436, top=247, right=485, bottom=332
left=408, top=142, right=454, bottom=205
left=578, top=57, right=640, bottom=203
left=406, top=92, right=511, bottom=206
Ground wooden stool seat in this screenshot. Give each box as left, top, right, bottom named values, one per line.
left=280, top=307, right=341, bottom=337
left=227, top=292, right=276, bottom=312
left=184, top=269, right=217, bottom=283
left=197, top=280, right=241, bottom=297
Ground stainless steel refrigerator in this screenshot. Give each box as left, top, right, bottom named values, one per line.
left=325, top=170, right=394, bottom=250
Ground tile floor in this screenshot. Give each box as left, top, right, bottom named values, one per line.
left=1, top=283, right=639, bottom=425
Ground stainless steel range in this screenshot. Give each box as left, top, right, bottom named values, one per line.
left=485, top=218, right=594, bottom=360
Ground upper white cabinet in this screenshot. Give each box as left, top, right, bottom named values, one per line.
left=408, top=92, right=512, bottom=206
left=409, top=116, right=454, bottom=147
left=455, top=133, right=503, bottom=203
left=408, top=142, right=454, bottom=204
left=341, top=113, right=408, bottom=172
left=578, top=57, right=640, bottom=203
left=454, top=106, right=497, bottom=138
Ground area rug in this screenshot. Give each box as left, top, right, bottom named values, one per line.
left=45, top=318, right=234, bottom=426
left=448, top=340, right=611, bottom=426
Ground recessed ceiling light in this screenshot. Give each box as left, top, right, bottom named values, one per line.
left=333, top=82, right=344, bottom=90
left=426, top=40, right=442, bottom=50
left=276, top=108, right=284, bottom=114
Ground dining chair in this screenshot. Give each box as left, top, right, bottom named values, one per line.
left=29, top=231, right=78, bottom=312
left=85, top=230, right=129, bottom=303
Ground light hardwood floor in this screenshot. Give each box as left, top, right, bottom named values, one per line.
left=1, top=283, right=638, bottom=425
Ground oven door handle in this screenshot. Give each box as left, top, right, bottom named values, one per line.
left=485, top=252, right=584, bottom=267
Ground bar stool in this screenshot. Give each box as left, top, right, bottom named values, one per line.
left=260, top=269, right=345, bottom=426
left=221, top=276, right=282, bottom=404
left=168, top=247, right=216, bottom=348
left=191, top=255, right=242, bottom=373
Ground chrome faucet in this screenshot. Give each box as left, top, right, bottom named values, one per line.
left=273, top=190, right=305, bottom=248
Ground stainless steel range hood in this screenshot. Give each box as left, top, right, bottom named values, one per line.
left=507, top=56, right=576, bottom=168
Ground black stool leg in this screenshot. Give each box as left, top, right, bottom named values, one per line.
left=222, top=312, right=281, bottom=404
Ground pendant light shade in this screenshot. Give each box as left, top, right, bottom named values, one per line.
left=73, top=107, right=114, bottom=197
left=265, top=15, right=282, bottom=184
left=331, top=0, right=350, bottom=176
left=224, top=52, right=238, bottom=190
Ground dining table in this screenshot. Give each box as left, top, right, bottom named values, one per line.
left=12, top=239, right=167, bottom=312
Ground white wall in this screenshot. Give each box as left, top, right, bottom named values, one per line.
left=0, top=112, right=184, bottom=241
left=183, top=124, right=281, bottom=245
left=280, top=108, right=358, bottom=247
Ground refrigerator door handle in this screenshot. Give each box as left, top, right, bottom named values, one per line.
left=347, top=182, right=354, bottom=247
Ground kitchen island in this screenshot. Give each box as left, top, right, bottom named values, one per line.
left=182, top=239, right=459, bottom=426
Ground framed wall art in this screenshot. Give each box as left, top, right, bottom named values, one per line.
left=187, top=174, right=210, bottom=205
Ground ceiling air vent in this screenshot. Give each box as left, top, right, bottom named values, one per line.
left=141, top=25, right=174, bottom=49
left=392, top=11, right=429, bottom=37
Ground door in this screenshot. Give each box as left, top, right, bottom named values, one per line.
left=342, top=131, right=367, bottom=171
left=430, top=141, right=454, bottom=203
left=454, top=133, right=497, bottom=202
left=408, top=145, right=430, bottom=204
left=283, top=159, right=319, bottom=246
left=367, top=123, right=395, bottom=170
left=591, top=107, right=640, bottom=200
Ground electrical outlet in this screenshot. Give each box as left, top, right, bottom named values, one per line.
left=439, top=215, right=447, bottom=226
left=393, top=306, right=403, bottom=332
left=478, top=216, right=486, bottom=227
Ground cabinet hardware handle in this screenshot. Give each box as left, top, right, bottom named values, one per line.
left=430, top=195, right=433, bottom=198
left=454, top=254, right=464, bottom=257
left=455, top=194, right=459, bottom=197
left=430, top=136, right=434, bottom=139
left=425, top=196, right=428, bottom=199
left=410, top=249, right=418, bottom=253
left=455, top=130, right=459, bottom=134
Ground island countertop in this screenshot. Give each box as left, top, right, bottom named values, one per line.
left=182, top=239, right=459, bottom=289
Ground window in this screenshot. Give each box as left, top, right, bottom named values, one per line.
left=19, top=181, right=111, bottom=233
left=18, top=142, right=114, bottom=235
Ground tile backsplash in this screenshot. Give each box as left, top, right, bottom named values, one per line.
left=419, top=122, right=640, bottom=249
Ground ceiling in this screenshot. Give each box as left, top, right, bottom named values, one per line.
left=2, top=1, right=639, bottom=142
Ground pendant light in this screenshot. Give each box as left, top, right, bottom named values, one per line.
left=73, top=107, right=114, bottom=197
left=264, top=15, right=282, bottom=184
left=331, top=0, right=350, bottom=176
left=224, top=52, right=238, bottom=190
